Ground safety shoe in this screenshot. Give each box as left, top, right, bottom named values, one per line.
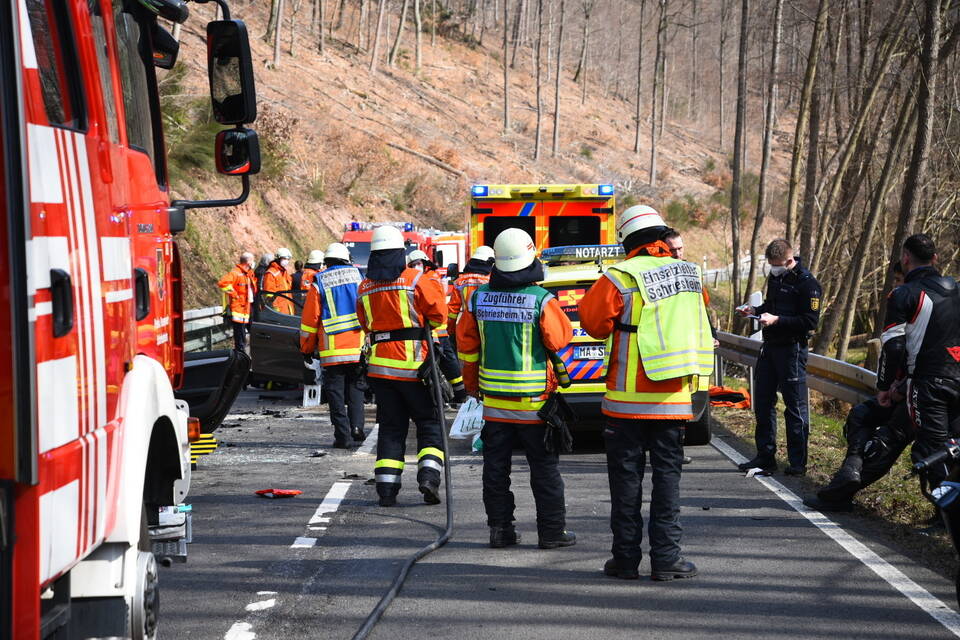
left=378, top=495, right=397, bottom=507
left=419, top=482, right=441, bottom=505
left=351, top=428, right=366, bottom=442
left=802, top=494, right=853, bottom=513
left=332, top=440, right=356, bottom=449
left=682, top=456, right=693, bottom=465
left=737, top=457, right=777, bottom=472
left=784, top=466, right=807, bottom=476
left=538, top=530, right=577, bottom=549
left=489, top=526, right=520, bottom=548
left=603, top=558, right=640, bottom=580
left=651, top=557, right=698, bottom=581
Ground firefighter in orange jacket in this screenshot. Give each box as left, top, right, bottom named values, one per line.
left=301, top=243, right=366, bottom=448
left=357, top=227, right=448, bottom=506
left=218, top=251, right=257, bottom=351
left=446, top=245, right=495, bottom=340
left=456, top=229, right=576, bottom=550
left=407, top=249, right=467, bottom=402
left=300, top=249, right=325, bottom=290
left=263, top=247, right=295, bottom=315
left=579, top=205, right=713, bottom=582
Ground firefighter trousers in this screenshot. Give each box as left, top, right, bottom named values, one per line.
left=480, top=420, right=566, bottom=538
left=370, top=378, right=444, bottom=498
left=324, top=363, right=365, bottom=445
left=604, top=418, right=683, bottom=570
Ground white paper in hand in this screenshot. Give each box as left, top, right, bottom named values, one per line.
left=450, top=397, right=484, bottom=439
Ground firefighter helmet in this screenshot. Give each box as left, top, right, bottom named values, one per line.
left=325, top=242, right=351, bottom=262
left=307, top=249, right=324, bottom=264
left=471, top=245, right=495, bottom=262
left=493, top=228, right=537, bottom=273
left=616, top=205, right=666, bottom=243
left=276, top=247, right=293, bottom=259
left=371, top=225, right=404, bottom=251
left=407, top=249, right=429, bottom=265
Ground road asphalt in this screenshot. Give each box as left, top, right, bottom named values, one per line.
left=162, top=389, right=960, bottom=640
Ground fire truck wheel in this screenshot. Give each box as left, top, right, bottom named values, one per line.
left=131, top=549, right=159, bottom=640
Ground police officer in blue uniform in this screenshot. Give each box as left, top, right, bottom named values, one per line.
left=737, top=239, right=822, bottom=475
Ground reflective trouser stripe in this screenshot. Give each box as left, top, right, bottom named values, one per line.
left=375, top=459, right=405, bottom=469
left=375, top=474, right=401, bottom=483
left=375, top=459, right=404, bottom=485
left=368, top=364, right=420, bottom=379
left=319, top=354, right=361, bottom=365
left=418, top=459, right=443, bottom=471
left=418, top=447, right=445, bottom=461
left=483, top=406, right=542, bottom=422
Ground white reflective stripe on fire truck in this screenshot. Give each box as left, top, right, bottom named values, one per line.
left=17, top=0, right=38, bottom=68
left=105, top=289, right=133, bottom=303
left=60, top=129, right=107, bottom=432
left=81, top=429, right=108, bottom=549
left=27, top=236, right=71, bottom=294
left=37, top=355, right=79, bottom=453
left=30, top=301, right=52, bottom=320
left=100, top=236, right=132, bottom=281
left=39, top=479, right=79, bottom=583
left=28, top=124, right=62, bottom=203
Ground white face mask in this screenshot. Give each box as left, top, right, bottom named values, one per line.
left=769, top=265, right=788, bottom=277
left=280, top=259, right=290, bottom=268
left=411, top=262, right=424, bottom=272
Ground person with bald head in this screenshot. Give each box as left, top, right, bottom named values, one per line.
left=218, top=251, right=258, bottom=352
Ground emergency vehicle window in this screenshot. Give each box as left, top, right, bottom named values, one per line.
left=483, top=216, right=536, bottom=248
left=113, top=1, right=156, bottom=166
left=87, top=0, right=120, bottom=143
left=548, top=216, right=601, bottom=247
left=24, top=0, right=85, bottom=129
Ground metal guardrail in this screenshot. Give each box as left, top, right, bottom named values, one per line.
left=716, top=331, right=877, bottom=405
left=184, top=306, right=231, bottom=352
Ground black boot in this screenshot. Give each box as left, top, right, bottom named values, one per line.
left=538, top=530, right=576, bottom=549
left=419, top=481, right=441, bottom=505
left=651, top=557, right=698, bottom=581
left=378, top=495, right=397, bottom=507
left=351, top=427, right=366, bottom=442
left=737, top=456, right=777, bottom=472
left=603, top=558, right=640, bottom=580
left=489, top=526, right=520, bottom=548
left=818, top=457, right=862, bottom=502
left=802, top=494, right=853, bottom=512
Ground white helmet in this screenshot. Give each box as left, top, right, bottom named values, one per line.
left=371, top=225, right=404, bottom=251
left=471, top=245, right=495, bottom=262
left=307, top=249, right=324, bottom=264
left=616, top=205, right=666, bottom=243
left=276, top=247, right=293, bottom=259
left=494, top=228, right=537, bottom=272
left=325, top=242, right=350, bottom=262
left=407, top=249, right=429, bottom=265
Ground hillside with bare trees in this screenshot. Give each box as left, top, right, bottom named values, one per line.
left=170, top=0, right=960, bottom=362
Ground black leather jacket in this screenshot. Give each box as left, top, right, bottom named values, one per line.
left=878, top=265, right=960, bottom=390
left=755, top=258, right=822, bottom=344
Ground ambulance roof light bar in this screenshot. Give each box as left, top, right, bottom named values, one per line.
left=540, top=244, right=625, bottom=264
left=470, top=184, right=616, bottom=199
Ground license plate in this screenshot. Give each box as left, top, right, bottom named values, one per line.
left=574, top=345, right=605, bottom=360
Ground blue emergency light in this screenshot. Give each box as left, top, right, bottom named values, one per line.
left=403, top=222, right=415, bottom=232
left=471, top=185, right=489, bottom=197
left=598, top=184, right=615, bottom=196
left=350, top=222, right=361, bottom=231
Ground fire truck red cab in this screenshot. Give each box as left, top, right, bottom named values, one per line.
left=1, top=0, right=259, bottom=637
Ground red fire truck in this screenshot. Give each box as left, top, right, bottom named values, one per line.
left=1, top=0, right=258, bottom=637
left=341, top=221, right=466, bottom=274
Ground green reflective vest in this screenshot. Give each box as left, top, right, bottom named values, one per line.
left=470, top=284, right=552, bottom=397
left=608, top=255, right=714, bottom=381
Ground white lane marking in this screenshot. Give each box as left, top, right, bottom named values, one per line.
left=355, top=423, right=379, bottom=455
left=256, top=591, right=277, bottom=596
left=308, top=481, right=351, bottom=526
left=290, top=537, right=317, bottom=549
left=224, top=622, right=256, bottom=640
left=712, top=437, right=960, bottom=636
left=244, top=599, right=277, bottom=612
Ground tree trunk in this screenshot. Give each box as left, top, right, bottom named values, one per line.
left=633, top=0, right=646, bottom=154
left=746, top=0, right=783, bottom=302
left=273, top=0, right=286, bottom=66
left=875, top=0, right=942, bottom=336
left=510, top=0, right=524, bottom=68
left=552, top=0, right=565, bottom=156
left=291, top=0, right=300, bottom=56
left=503, top=0, right=511, bottom=134
left=414, top=0, right=422, bottom=70
left=718, top=0, right=730, bottom=149
left=318, top=0, right=325, bottom=53
left=573, top=17, right=588, bottom=82
left=370, top=0, right=387, bottom=72
left=389, top=0, right=411, bottom=66
left=335, top=0, right=347, bottom=30
left=799, top=75, right=820, bottom=264
left=785, top=0, right=830, bottom=244
left=534, top=0, right=544, bottom=159
left=359, top=0, right=369, bottom=49
left=649, top=0, right=667, bottom=186
left=729, top=0, right=749, bottom=312
left=265, top=0, right=281, bottom=42
left=431, top=0, right=436, bottom=46
left=690, top=0, right=699, bottom=121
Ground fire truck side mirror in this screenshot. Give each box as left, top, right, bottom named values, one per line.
left=215, top=128, right=261, bottom=176
left=207, top=20, right=257, bottom=125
